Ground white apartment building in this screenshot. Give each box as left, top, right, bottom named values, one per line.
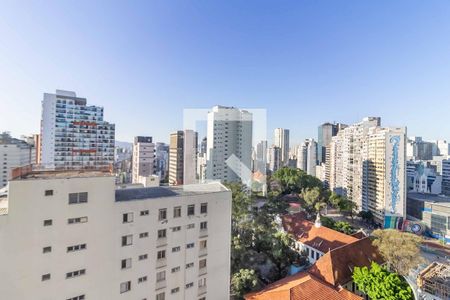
left=274, top=128, right=290, bottom=166
left=268, top=145, right=281, bottom=173
left=132, top=136, right=155, bottom=183
left=0, top=169, right=231, bottom=300
left=169, top=130, right=198, bottom=186
left=0, top=132, right=35, bottom=188
left=206, top=106, right=252, bottom=184
left=296, top=139, right=317, bottom=177
left=40, top=90, right=115, bottom=169
left=327, top=117, right=406, bottom=223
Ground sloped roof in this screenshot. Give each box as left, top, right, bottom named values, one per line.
left=282, top=213, right=358, bottom=253
left=308, top=237, right=384, bottom=287
left=244, top=272, right=362, bottom=300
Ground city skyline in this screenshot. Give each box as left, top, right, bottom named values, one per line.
left=1, top=1, right=450, bottom=143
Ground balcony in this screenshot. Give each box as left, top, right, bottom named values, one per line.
left=198, top=285, right=207, bottom=296
left=155, top=279, right=167, bottom=291
left=199, top=267, right=207, bottom=276
left=199, top=228, right=208, bottom=238
left=156, top=258, right=167, bottom=269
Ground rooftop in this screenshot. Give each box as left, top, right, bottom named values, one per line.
left=115, top=182, right=229, bottom=202
left=282, top=212, right=359, bottom=254
left=245, top=271, right=362, bottom=300
left=407, top=192, right=450, bottom=207
left=12, top=168, right=113, bottom=181
left=308, top=237, right=384, bottom=287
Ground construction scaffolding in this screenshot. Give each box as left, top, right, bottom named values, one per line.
left=417, top=262, right=450, bottom=300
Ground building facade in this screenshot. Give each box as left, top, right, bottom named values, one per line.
left=0, top=132, right=35, bottom=188
left=274, top=128, right=290, bottom=166
left=326, top=117, right=406, bottom=223
left=297, top=139, right=317, bottom=177
left=40, top=90, right=115, bottom=169
left=206, top=106, right=252, bottom=184
left=169, top=130, right=198, bottom=186
left=0, top=170, right=231, bottom=300
left=132, top=136, right=155, bottom=183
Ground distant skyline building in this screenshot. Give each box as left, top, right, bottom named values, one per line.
left=132, top=136, right=155, bottom=183
left=169, top=130, right=198, bottom=185
left=274, top=128, right=290, bottom=166
left=254, top=140, right=268, bottom=173
left=0, top=132, right=35, bottom=188
left=297, top=138, right=317, bottom=176
left=40, top=90, right=115, bottom=169
left=268, top=145, right=281, bottom=173
left=317, top=122, right=346, bottom=165
left=155, top=142, right=169, bottom=180
left=206, top=106, right=252, bottom=184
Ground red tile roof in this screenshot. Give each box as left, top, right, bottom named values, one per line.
left=282, top=213, right=359, bottom=253
left=244, top=272, right=362, bottom=300
left=308, top=237, right=384, bottom=287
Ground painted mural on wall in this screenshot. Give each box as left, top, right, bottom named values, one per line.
left=389, top=135, right=400, bottom=214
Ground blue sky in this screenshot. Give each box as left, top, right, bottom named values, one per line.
left=1, top=1, right=450, bottom=144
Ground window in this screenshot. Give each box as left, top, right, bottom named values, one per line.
left=172, top=226, right=181, bottom=232
left=66, top=269, right=86, bottom=279
left=185, top=282, right=194, bottom=289
left=139, top=232, right=149, bottom=238
left=316, top=252, right=320, bottom=260
left=172, top=246, right=181, bottom=252
left=200, top=221, right=207, bottom=230
left=68, top=192, right=88, bottom=204
left=156, top=270, right=166, bottom=282
left=157, top=229, right=166, bottom=239
left=186, top=262, right=194, bottom=268
left=67, top=243, right=87, bottom=252
left=68, top=216, right=88, bottom=224
left=187, top=223, right=195, bottom=229
left=139, top=254, right=148, bottom=261
left=200, top=240, right=207, bottom=250
left=138, top=276, right=147, bottom=283
left=199, top=297, right=206, bottom=300
left=121, top=235, right=133, bottom=246
left=158, top=208, right=167, bottom=221
left=156, top=292, right=165, bottom=300
left=199, top=259, right=207, bottom=269
left=199, top=278, right=207, bottom=288
left=121, top=258, right=132, bottom=269
left=42, top=246, right=52, bottom=253
left=66, top=295, right=85, bottom=300
left=173, top=206, right=181, bottom=218
left=187, top=204, right=195, bottom=216
left=186, top=243, right=194, bottom=249
left=200, top=203, right=207, bottom=214
left=157, top=250, right=166, bottom=260
left=41, top=273, right=51, bottom=281
left=140, top=210, right=149, bottom=216
left=123, top=212, right=133, bottom=223
left=171, top=287, right=180, bottom=294
left=43, top=219, right=52, bottom=226
left=45, top=190, right=53, bottom=196
left=120, top=281, right=131, bottom=293
left=171, top=266, right=180, bottom=273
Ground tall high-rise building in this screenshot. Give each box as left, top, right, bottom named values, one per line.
left=0, top=169, right=231, bottom=299
left=274, top=128, right=290, bottom=166
left=200, top=137, right=207, bottom=154
left=436, top=140, right=450, bottom=156
left=40, top=90, right=115, bottom=169
left=0, top=132, right=35, bottom=188
left=255, top=140, right=268, bottom=173
left=442, top=159, right=450, bottom=196
left=132, top=136, right=155, bottom=183
left=169, top=130, right=198, bottom=185
left=297, top=139, right=317, bottom=176
left=268, top=146, right=281, bottom=173
left=155, top=142, right=169, bottom=180
left=326, top=117, right=406, bottom=223
left=317, top=122, right=346, bottom=165
left=206, top=106, right=252, bottom=183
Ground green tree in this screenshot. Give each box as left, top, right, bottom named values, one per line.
left=328, top=192, right=342, bottom=208
left=320, top=216, right=336, bottom=228
left=358, top=210, right=374, bottom=224
left=372, top=229, right=424, bottom=276
left=231, top=269, right=261, bottom=299
left=338, top=197, right=358, bottom=221
left=333, top=221, right=354, bottom=235
left=272, top=167, right=304, bottom=194
left=353, top=262, right=413, bottom=300
left=301, top=187, right=323, bottom=213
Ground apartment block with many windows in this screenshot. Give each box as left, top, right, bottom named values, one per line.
left=0, top=169, right=231, bottom=300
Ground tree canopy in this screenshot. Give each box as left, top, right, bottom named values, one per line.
left=231, top=269, right=261, bottom=299
left=372, top=229, right=424, bottom=276
left=353, top=262, right=413, bottom=300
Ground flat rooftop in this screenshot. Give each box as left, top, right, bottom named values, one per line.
left=115, top=182, right=229, bottom=202
left=12, top=169, right=114, bottom=181
left=408, top=192, right=450, bottom=207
